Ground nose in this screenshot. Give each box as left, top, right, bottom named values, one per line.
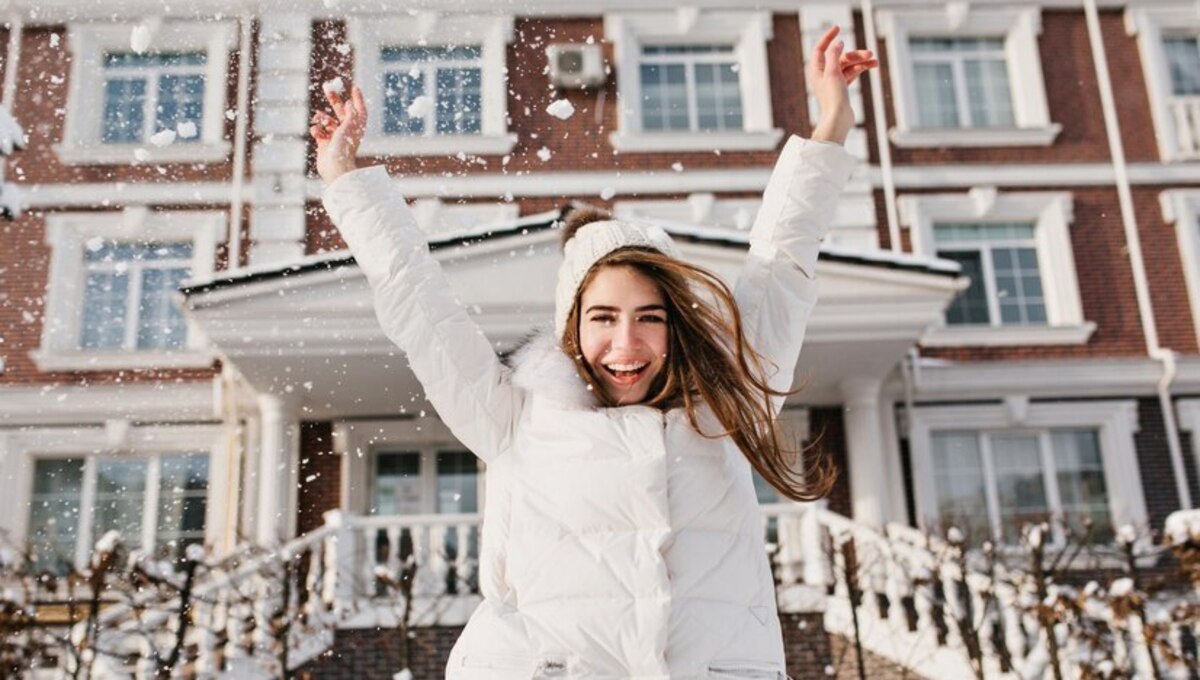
left=611, top=318, right=638, bottom=350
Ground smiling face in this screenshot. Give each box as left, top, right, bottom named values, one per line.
left=577, top=265, right=670, bottom=406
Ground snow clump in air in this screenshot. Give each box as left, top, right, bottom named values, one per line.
left=407, top=95, right=434, bottom=118
left=537, top=146, right=552, bottom=162
left=176, top=121, right=198, bottom=139
left=130, top=25, right=152, bottom=54
left=322, top=77, right=345, bottom=96
left=149, top=129, right=177, bottom=147
left=546, top=99, right=576, bottom=120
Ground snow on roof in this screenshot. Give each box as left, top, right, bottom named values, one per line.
left=183, top=208, right=961, bottom=296
left=0, top=106, right=25, bottom=155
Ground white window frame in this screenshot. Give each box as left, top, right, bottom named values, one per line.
left=1171, top=399, right=1200, bottom=506
left=935, top=224, right=1044, bottom=327
left=1, top=422, right=225, bottom=571
left=1126, top=7, right=1200, bottom=162
left=909, top=399, right=1148, bottom=550
left=877, top=6, right=1061, bottom=148
left=604, top=11, right=783, bottom=152
left=34, top=208, right=226, bottom=371
left=57, top=21, right=235, bottom=165
left=334, top=418, right=484, bottom=518
left=900, top=190, right=1094, bottom=346
left=79, top=242, right=194, bottom=352
left=347, top=14, right=517, bottom=158
left=1163, top=189, right=1200, bottom=349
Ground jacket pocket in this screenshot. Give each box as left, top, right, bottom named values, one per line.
left=460, top=654, right=567, bottom=678
left=707, top=659, right=788, bottom=679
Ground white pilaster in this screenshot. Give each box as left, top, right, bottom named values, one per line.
left=255, top=393, right=300, bottom=545
left=249, top=11, right=311, bottom=265
left=840, top=377, right=892, bottom=528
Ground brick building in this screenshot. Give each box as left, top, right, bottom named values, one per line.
left=0, top=0, right=1198, bottom=677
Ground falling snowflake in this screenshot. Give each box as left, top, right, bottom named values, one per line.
left=148, top=129, right=177, bottom=147
left=130, top=25, right=152, bottom=54
left=600, top=187, right=616, bottom=200
left=671, top=162, right=684, bottom=172
left=407, top=95, right=434, bottom=118
left=546, top=99, right=575, bottom=120
left=176, top=121, right=198, bottom=139
left=537, top=146, right=552, bottom=162
left=322, top=77, right=345, bottom=96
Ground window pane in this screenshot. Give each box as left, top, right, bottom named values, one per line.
left=932, top=432, right=990, bottom=543
left=1051, top=430, right=1111, bottom=543
left=155, top=74, right=206, bottom=139
left=29, top=459, right=85, bottom=574
left=914, top=62, right=960, bottom=128
left=940, top=251, right=991, bottom=325
left=964, top=58, right=1015, bottom=127
left=93, top=460, right=149, bottom=551
left=1164, top=37, right=1200, bottom=96
left=381, top=45, right=481, bottom=62
left=383, top=71, right=426, bottom=135
left=989, top=434, right=1048, bottom=544
left=137, top=266, right=191, bottom=350
left=436, top=451, right=478, bottom=514
left=374, top=451, right=422, bottom=515
left=157, top=454, right=209, bottom=561
left=694, top=62, right=743, bottom=131
left=992, top=246, right=1045, bottom=325
left=105, top=51, right=207, bottom=68
left=435, top=67, right=483, bottom=135
left=81, top=270, right=130, bottom=349
left=102, top=78, right=147, bottom=143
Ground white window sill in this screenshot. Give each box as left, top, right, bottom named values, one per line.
left=30, top=349, right=216, bottom=371
left=890, top=125, right=1062, bottom=149
left=609, top=129, right=785, bottom=153
left=920, top=322, right=1096, bottom=347
left=358, top=133, right=518, bottom=158
left=53, top=141, right=232, bottom=165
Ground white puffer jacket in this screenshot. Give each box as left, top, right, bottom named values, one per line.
left=322, top=136, right=855, bottom=679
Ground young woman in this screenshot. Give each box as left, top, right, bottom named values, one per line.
left=312, top=26, right=876, bottom=680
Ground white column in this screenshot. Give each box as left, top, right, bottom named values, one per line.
left=255, top=394, right=300, bottom=545
left=840, top=377, right=891, bottom=529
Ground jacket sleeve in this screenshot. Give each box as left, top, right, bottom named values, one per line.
left=733, top=136, right=856, bottom=414
left=322, top=166, right=518, bottom=463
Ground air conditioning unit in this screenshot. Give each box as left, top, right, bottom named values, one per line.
left=546, top=43, right=605, bottom=88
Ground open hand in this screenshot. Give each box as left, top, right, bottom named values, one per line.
left=808, top=25, right=879, bottom=145
left=311, top=85, right=368, bottom=184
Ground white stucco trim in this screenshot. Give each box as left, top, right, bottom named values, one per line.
left=0, top=422, right=229, bottom=569
left=604, top=10, right=780, bottom=152
left=34, top=209, right=226, bottom=371
left=346, top=13, right=515, bottom=158
left=57, top=20, right=235, bottom=165
left=876, top=6, right=1060, bottom=148
left=1171, top=399, right=1200, bottom=504
left=899, top=190, right=1089, bottom=347
left=1126, top=6, right=1200, bottom=162
left=908, top=399, right=1148, bottom=544
left=1163, top=189, right=1200, bottom=351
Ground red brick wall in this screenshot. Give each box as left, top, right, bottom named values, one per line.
left=297, top=420, right=341, bottom=535
left=1137, top=185, right=1199, bottom=354
left=809, top=406, right=852, bottom=518
left=1103, top=11, right=1159, bottom=163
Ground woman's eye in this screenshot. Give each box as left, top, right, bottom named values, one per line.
left=590, top=315, right=615, bottom=324
left=639, top=316, right=666, bottom=323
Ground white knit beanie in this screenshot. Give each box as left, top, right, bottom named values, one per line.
left=554, top=219, right=682, bottom=338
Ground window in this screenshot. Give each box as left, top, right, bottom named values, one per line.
left=1163, top=190, right=1200, bottom=348
left=605, top=10, right=782, bottom=152
left=27, top=453, right=209, bottom=573
left=1128, top=8, right=1200, bottom=161
left=81, top=241, right=193, bottom=351
left=877, top=7, right=1060, bottom=148
left=934, top=222, right=1045, bottom=327
left=910, top=38, right=1014, bottom=130
left=639, top=45, right=742, bottom=133
left=900, top=190, right=1093, bottom=346
left=101, top=51, right=207, bottom=145
left=58, top=21, right=234, bottom=164
left=909, top=400, right=1147, bottom=552
left=347, top=14, right=516, bottom=157
left=380, top=46, right=483, bottom=137
left=931, top=429, right=1110, bottom=546
left=36, top=209, right=225, bottom=371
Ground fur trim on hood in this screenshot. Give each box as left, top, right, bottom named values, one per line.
left=507, top=325, right=599, bottom=411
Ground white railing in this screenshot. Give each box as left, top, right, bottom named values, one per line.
left=1170, top=96, right=1200, bottom=159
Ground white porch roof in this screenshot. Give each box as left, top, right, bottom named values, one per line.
left=180, top=215, right=964, bottom=417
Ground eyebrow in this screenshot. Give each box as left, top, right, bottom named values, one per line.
left=585, top=304, right=668, bottom=314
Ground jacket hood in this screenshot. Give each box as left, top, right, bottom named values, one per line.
left=508, top=325, right=599, bottom=411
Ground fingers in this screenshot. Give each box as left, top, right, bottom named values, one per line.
left=824, top=38, right=844, bottom=78
left=812, top=24, right=839, bottom=72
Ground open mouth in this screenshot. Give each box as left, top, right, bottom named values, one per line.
left=601, top=361, right=649, bottom=384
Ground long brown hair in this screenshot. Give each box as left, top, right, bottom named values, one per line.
left=559, top=212, right=835, bottom=502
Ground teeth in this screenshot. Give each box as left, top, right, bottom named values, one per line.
left=605, top=362, right=647, bottom=371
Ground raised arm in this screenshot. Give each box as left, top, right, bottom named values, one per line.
left=733, top=27, right=876, bottom=411
left=312, top=87, right=519, bottom=462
